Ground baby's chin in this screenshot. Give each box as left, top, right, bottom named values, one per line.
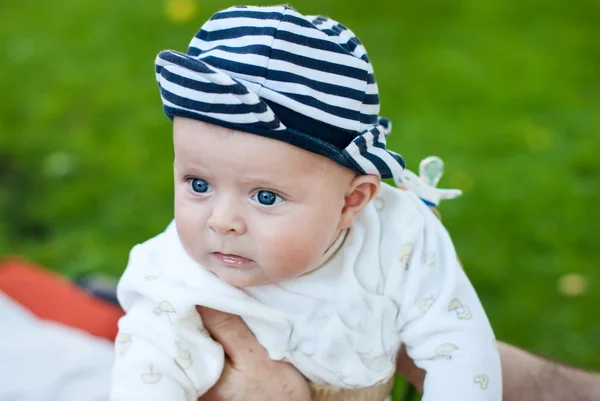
left=207, top=264, right=272, bottom=288
left=186, top=251, right=265, bottom=287
left=222, top=275, right=269, bottom=288
left=213, top=265, right=313, bottom=288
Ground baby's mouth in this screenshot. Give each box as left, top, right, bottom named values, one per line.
left=211, top=252, right=254, bottom=268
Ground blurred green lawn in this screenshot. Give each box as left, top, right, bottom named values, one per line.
left=1, top=0, right=599, bottom=396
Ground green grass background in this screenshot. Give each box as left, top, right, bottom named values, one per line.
left=1, top=0, right=599, bottom=398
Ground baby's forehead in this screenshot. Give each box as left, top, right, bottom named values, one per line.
left=175, top=118, right=329, bottom=166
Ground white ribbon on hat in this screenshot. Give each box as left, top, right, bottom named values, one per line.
left=395, top=156, right=462, bottom=207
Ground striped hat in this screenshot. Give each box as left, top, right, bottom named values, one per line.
left=155, top=4, right=405, bottom=179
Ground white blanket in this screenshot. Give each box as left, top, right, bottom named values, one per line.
left=0, top=291, right=113, bottom=401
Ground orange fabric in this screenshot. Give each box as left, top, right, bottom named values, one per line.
left=0, top=257, right=124, bottom=341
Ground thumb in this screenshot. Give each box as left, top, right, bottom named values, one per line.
left=196, top=306, right=269, bottom=363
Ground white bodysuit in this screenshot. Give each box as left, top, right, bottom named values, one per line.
left=110, top=183, right=502, bottom=401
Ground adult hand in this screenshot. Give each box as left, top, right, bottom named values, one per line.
left=395, top=345, right=425, bottom=393
left=196, top=306, right=311, bottom=401
left=397, top=339, right=600, bottom=401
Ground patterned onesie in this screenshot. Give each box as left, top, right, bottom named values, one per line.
left=110, top=183, right=502, bottom=401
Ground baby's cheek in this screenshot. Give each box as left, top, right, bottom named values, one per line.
left=175, top=204, right=209, bottom=257
left=262, top=229, right=320, bottom=277
left=176, top=224, right=203, bottom=262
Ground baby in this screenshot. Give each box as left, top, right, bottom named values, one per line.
left=111, top=5, right=502, bottom=401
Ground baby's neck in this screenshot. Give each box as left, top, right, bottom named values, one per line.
left=304, top=228, right=349, bottom=275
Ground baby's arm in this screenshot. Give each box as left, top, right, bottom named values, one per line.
left=110, top=240, right=225, bottom=401
left=393, top=205, right=502, bottom=401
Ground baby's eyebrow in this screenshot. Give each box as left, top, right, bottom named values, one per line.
left=237, top=174, right=294, bottom=191
left=237, top=174, right=282, bottom=186
left=174, top=158, right=208, bottom=172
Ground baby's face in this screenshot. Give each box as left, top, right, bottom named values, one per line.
left=173, top=117, right=356, bottom=287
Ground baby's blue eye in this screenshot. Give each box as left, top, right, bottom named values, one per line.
left=190, top=178, right=211, bottom=193
left=253, top=190, right=283, bottom=206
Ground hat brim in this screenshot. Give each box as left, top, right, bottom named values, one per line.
left=156, top=50, right=400, bottom=175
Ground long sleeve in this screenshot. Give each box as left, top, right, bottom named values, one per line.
left=387, top=193, right=502, bottom=401
left=110, top=235, right=225, bottom=401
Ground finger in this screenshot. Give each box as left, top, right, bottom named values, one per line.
left=396, top=345, right=425, bottom=394
left=196, top=306, right=269, bottom=363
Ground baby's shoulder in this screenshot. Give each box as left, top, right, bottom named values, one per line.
left=368, top=183, right=430, bottom=230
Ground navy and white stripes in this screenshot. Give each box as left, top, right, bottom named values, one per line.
left=156, top=4, right=405, bottom=179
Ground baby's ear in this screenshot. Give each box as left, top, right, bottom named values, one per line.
left=339, top=174, right=380, bottom=229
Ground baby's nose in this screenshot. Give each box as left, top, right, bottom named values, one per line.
left=207, top=203, right=246, bottom=235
